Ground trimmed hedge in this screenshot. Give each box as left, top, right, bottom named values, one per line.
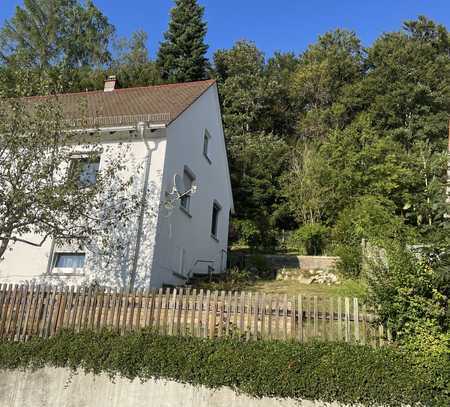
left=0, top=330, right=448, bottom=406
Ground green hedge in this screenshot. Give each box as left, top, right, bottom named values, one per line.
left=0, top=330, right=448, bottom=406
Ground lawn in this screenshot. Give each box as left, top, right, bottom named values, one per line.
left=246, top=278, right=368, bottom=298
left=191, top=273, right=368, bottom=299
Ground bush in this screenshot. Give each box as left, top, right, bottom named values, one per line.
left=332, top=195, right=412, bottom=277
left=367, top=242, right=450, bottom=385
left=333, top=244, right=362, bottom=278
left=0, top=330, right=448, bottom=406
left=230, top=219, right=278, bottom=251
left=289, top=223, right=328, bottom=255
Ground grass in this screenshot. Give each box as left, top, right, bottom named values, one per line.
left=191, top=270, right=368, bottom=299
left=246, top=278, right=368, bottom=298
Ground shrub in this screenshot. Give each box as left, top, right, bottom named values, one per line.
left=367, top=242, right=449, bottom=379
left=0, top=330, right=448, bottom=406
left=230, top=219, right=262, bottom=249
left=332, top=195, right=412, bottom=277
left=289, top=223, right=329, bottom=255
left=333, top=244, right=362, bottom=278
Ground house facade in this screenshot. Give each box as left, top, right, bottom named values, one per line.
left=0, top=79, right=234, bottom=289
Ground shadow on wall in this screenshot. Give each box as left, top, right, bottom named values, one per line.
left=36, top=154, right=162, bottom=289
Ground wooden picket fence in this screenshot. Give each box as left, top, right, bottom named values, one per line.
left=0, top=284, right=390, bottom=346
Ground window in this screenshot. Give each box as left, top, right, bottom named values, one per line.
left=180, top=167, right=195, bottom=213
left=211, top=201, right=221, bottom=238
left=53, top=253, right=85, bottom=269
left=203, top=130, right=211, bottom=163
left=69, top=156, right=100, bottom=186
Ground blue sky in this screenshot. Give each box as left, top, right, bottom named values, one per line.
left=1, top=0, right=449, bottom=59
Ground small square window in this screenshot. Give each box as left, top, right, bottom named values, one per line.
left=69, top=156, right=100, bottom=186
left=53, top=253, right=86, bottom=269
left=211, top=201, right=221, bottom=238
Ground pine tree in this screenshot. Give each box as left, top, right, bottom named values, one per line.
left=157, top=0, right=209, bottom=83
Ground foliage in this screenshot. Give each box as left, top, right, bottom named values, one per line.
left=0, top=79, right=139, bottom=260
left=157, top=0, right=209, bottom=82
left=282, top=143, right=333, bottom=225
left=331, top=195, right=411, bottom=277
left=230, top=219, right=262, bottom=248
left=291, top=29, right=364, bottom=139
left=289, top=224, right=329, bottom=255
left=367, top=243, right=449, bottom=348
left=0, top=0, right=114, bottom=70
left=111, top=31, right=162, bottom=88
left=0, top=330, right=448, bottom=406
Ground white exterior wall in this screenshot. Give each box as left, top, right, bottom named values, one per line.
left=151, top=85, right=233, bottom=287
left=0, top=130, right=167, bottom=289
left=0, top=84, right=233, bottom=289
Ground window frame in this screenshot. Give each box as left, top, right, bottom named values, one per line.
left=68, top=153, right=101, bottom=187
left=179, top=166, right=196, bottom=216
left=49, top=238, right=86, bottom=275
left=203, top=129, right=212, bottom=164
left=211, top=200, right=222, bottom=240
left=51, top=252, right=86, bottom=275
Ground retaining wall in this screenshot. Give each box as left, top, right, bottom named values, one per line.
left=0, top=367, right=345, bottom=407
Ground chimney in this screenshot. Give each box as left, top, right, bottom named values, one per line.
left=104, top=75, right=117, bottom=92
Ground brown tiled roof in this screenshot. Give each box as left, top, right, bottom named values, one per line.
left=24, top=79, right=216, bottom=128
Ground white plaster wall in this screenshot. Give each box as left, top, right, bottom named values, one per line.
left=0, top=368, right=343, bottom=407
left=0, top=130, right=167, bottom=289
left=151, top=85, right=233, bottom=287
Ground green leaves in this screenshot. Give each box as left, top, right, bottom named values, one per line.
left=157, top=0, right=209, bottom=83
left=0, top=330, right=448, bottom=406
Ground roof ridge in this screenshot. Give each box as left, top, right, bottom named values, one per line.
left=22, top=79, right=216, bottom=100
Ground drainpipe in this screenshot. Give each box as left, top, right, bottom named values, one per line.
left=129, top=122, right=156, bottom=290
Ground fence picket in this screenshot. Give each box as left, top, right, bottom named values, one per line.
left=216, top=291, right=223, bottom=338
left=260, top=293, right=266, bottom=339
left=21, top=283, right=36, bottom=340
left=238, top=291, right=245, bottom=338
left=353, top=298, right=360, bottom=343
left=297, top=294, right=303, bottom=342
left=209, top=291, right=218, bottom=339
left=175, top=289, right=184, bottom=336
left=0, top=285, right=384, bottom=346
left=273, top=295, right=279, bottom=340
left=345, top=297, right=350, bottom=342
left=0, top=284, right=9, bottom=337
left=154, top=288, right=163, bottom=332
left=5, top=285, right=19, bottom=339
left=188, top=289, right=197, bottom=337
left=195, top=289, right=204, bottom=337
left=182, top=288, right=190, bottom=336
left=225, top=291, right=232, bottom=337
left=290, top=296, right=296, bottom=340
left=14, top=285, right=28, bottom=340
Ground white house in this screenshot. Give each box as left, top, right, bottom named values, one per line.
left=0, top=78, right=234, bottom=289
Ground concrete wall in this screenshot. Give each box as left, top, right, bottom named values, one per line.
left=152, top=84, right=233, bottom=287
left=0, top=368, right=343, bottom=407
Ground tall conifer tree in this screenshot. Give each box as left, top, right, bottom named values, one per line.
left=157, top=0, right=209, bottom=83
